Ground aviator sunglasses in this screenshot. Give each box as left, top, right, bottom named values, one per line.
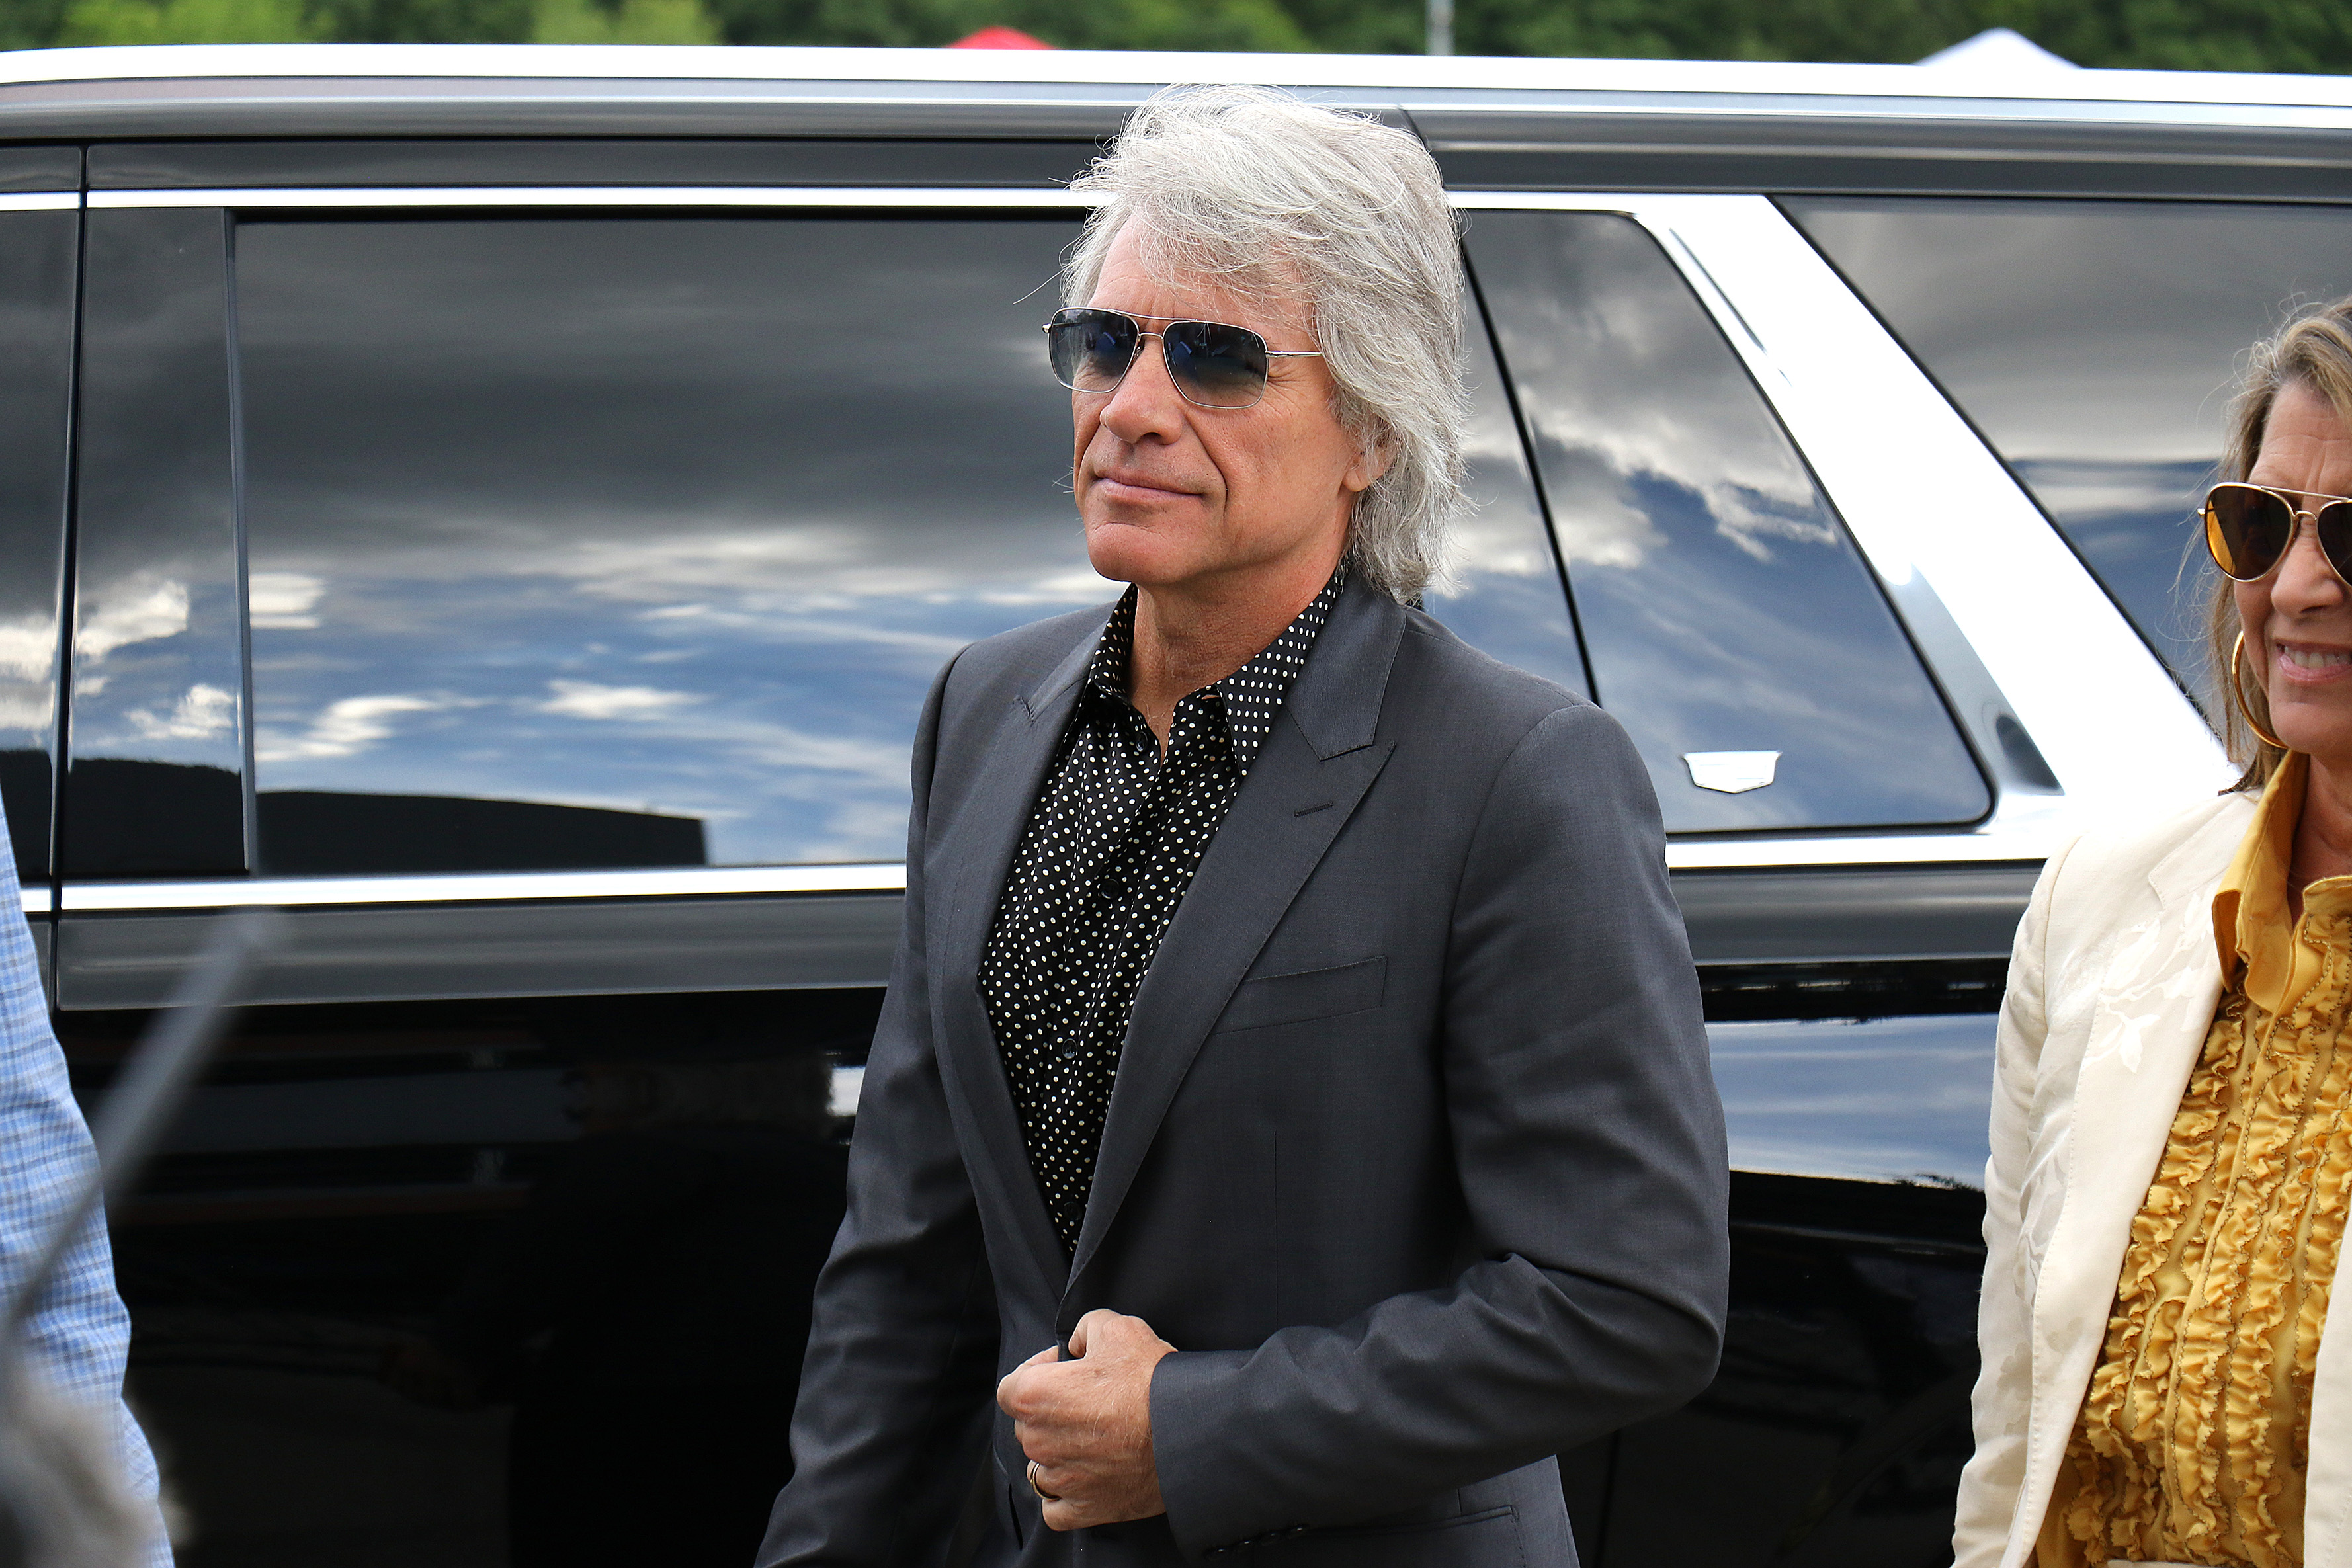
left=1044, top=307, right=1323, bottom=411
left=2205, top=481, right=2352, bottom=586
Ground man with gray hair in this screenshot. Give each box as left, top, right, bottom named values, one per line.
left=760, top=87, right=1726, bottom=1568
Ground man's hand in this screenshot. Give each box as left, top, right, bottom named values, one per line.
left=997, top=1308, right=1175, bottom=1531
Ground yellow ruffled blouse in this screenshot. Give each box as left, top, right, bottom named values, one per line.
left=2045, top=753, right=2352, bottom=1568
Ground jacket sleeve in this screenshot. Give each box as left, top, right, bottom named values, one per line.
left=759, top=653, right=1001, bottom=1568
left=0, top=802, right=171, bottom=1565
left=1150, top=702, right=1729, bottom=1557
left=1952, top=835, right=2076, bottom=1568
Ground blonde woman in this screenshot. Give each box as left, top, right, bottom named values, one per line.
left=1958, top=296, right=2352, bottom=1568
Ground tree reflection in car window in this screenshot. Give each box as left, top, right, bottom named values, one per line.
left=1790, top=197, right=2352, bottom=702
left=1466, top=210, right=1989, bottom=833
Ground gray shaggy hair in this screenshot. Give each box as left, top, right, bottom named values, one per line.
left=1065, top=85, right=1469, bottom=602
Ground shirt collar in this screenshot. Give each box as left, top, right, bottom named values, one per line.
left=1085, top=567, right=1348, bottom=775
left=2213, top=750, right=2352, bottom=1013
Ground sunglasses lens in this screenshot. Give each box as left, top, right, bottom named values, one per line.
left=1047, top=309, right=1137, bottom=394
left=2317, top=502, right=2352, bottom=585
left=2207, top=484, right=2296, bottom=581
left=1163, top=321, right=1271, bottom=409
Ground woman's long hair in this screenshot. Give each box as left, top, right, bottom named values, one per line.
left=2210, top=296, right=2352, bottom=792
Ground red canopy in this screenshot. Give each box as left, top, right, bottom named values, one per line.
left=946, top=25, right=1053, bottom=47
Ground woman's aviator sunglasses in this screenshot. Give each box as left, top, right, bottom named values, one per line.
left=2205, top=481, right=2352, bottom=585
left=1044, top=307, right=1323, bottom=411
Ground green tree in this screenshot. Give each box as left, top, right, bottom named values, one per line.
left=56, top=0, right=321, bottom=42
left=2004, top=0, right=2352, bottom=71
left=14, top=0, right=2352, bottom=97
left=1451, top=0, right=1988, bottom=63
left=1446, top=0, right=2352, bottom=69
left=306, top=0, right=530, bottom=40
left=532, top=0, right=714, bottom=42
left=703, top=0, right=1307, bottom=50
left=0, top=0, right=71, bottom=48
left=700, top=0, right=960, bottom=48
left=995, top=0, right=1311, bottom=51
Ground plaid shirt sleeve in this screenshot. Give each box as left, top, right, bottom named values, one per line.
left=0, top=810, right=173, bottom=1566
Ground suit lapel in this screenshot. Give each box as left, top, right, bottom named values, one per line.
left=931, top=619, right=1105, bottom=1295
left=1061, top=587, right=1407, bottom=1303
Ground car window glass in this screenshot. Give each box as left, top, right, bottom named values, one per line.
left=1420, top=313, right=1590, bottom=700
left=237, top=215, right=1101, bottom=876
left=1787, top=197, right=2352, bottom=694
left=70, top=210, right=249, bottom=878
left=0, top=210, right=75, bottom=880
left=1466, top=210, right=1989, bottom=833
left=235, top=212, right=1594, bottom=879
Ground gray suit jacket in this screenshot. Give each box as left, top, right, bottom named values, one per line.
left=760, top=583, right=1729, bottom=1568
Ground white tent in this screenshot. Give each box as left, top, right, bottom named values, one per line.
left=1915, top=26, right=2078, bottom=71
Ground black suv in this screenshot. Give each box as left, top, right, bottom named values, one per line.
left=0, top=41, right=2319, bottom=1567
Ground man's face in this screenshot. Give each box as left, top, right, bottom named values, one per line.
left=1072, top=224, right=1384, bottom=594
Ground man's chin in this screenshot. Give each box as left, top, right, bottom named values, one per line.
left=1083, top=524, right=1214, bottom=591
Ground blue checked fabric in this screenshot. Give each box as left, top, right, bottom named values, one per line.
left=0, top=809, right=171, bottom=1565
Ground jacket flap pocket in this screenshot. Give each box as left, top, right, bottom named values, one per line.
left=1214, top=956, right=1385, bottom=1034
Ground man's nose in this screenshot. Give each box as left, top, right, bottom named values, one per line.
left=2273, top=518, right=2348, bottom=614
left=1097, top=332, right=1188, bottom=443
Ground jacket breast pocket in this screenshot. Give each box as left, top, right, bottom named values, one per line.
left=1212, top=956, right=1386, bottom=1034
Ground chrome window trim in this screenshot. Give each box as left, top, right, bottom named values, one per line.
left=60, top=863, right=906, bottom=911
left=1663, top=836, right=2043, bottom=870
left=19, top=885, right=50, bottom=915
left=52, top=835, right=2044, bottom=914
left=0, top=192, right=79, bottom=212
left=88, top=186, right=1100, bottom=210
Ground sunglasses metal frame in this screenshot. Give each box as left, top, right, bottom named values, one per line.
left=1043, top=307, right=1323, bottom=411
left=2205, top=481, right=2352, bottom=586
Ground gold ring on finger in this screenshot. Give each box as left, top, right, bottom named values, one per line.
left=1028, top=1460, right=1060, bottom=1503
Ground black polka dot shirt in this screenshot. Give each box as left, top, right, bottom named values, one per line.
left=978, top=569, right=1346, bottom=1252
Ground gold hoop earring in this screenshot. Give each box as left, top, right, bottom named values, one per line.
left=2232, top=631, right=2289, bottom=751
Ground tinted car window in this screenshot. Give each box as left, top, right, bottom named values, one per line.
left=1466, top=211, right=1988, bottom=833
left=1422, top=312, right=1589, bottom=700
left=1788, top=197, right=2352, bottom=692
left=237, top=215, right=1090, bottom=875
left=232, top=213, right=1587, bottom=879
left=0, top=209, right=75, bottom=879
left=69, top=209, right=249, bottom=879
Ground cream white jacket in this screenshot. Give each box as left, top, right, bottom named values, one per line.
left=1951, top=789, right=2352, bottom=1568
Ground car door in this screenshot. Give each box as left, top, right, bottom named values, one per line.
left=50, top=147, right=1587, bottom=1568
left=63, top=163, right=1105, bottom=1568
left=1451, top=188, right=2230, bottom=1565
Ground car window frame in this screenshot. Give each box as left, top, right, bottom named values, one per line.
left=50, top=181, right=2205, bottom=933
left=0, top=192, right=82, bottom=905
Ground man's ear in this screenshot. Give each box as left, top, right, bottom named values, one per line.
left=1345, top=434, right=1392, bottom=496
